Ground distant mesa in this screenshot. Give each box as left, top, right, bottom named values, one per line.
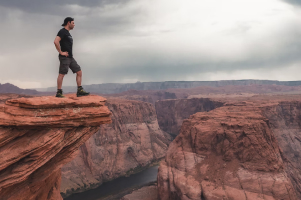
left=0, top=83, right=39, bottom=95
left=38, top=80, right=301, bottom=94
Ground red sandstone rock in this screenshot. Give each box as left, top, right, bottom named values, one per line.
left=60, top=98, right=171, bottom=196
left=157, top=103, right=297, bottom=200
left=0, top=94, right=32, bottom=104
left=0, top=95, right=112, bottom=200
left=0, top=95, right=111, bottom=127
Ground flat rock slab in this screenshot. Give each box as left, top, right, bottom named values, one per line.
left=5, top=94, right=107, bottom=108
left=0, top=94, right=111, bottom=127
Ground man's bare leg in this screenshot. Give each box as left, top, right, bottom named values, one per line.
left=56, top=74, right=65, bottom=97
left=76, top=70, right=89, bottom=96
left=76, top=70, right=82, bottom=87
left=57, top=74, right=65, bottom=89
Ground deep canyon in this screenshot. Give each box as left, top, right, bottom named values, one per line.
left=2, top=83, right=301, bottom=200
left=61, top=98, right=171, bottom=197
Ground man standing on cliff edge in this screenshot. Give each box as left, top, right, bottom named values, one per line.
left=54, top=17, right=90, bottom=98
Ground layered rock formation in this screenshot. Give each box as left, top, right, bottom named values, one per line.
left=0, top=95, right=111, bottom=200
left=61, top=98, right=172, bottom=197
left=157, top=102, right=298, bottom=200
left=155, top=98, right=224, bottom=137
left=0, top=94, right=32, bottom=104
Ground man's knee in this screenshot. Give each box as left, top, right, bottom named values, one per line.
left=58, top=74, right=65, bottom=78
left=76, top=70, right=82, bottom=76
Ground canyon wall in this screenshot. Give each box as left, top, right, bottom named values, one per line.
left=155, top=98, right=224, bottom=137
left=0, top=95, right=111, bottom=200
left=61, top=98, right=172, bottom=197
left=262, top=101, right=301, bottom=198
left=157, top=99, right=301, bottom=200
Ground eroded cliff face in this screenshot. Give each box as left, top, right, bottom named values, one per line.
left=155, top=98, right=224, bottom=137
left=0, top=95, right=111, bottom=200
left=157, top=102, right=298, bottom=200
left=61, top=98, right=172, bottom=197
left=262, top=101, right=301, bottom=199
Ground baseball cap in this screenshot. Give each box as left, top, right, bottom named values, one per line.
left=62, top=17, right=74, bottom=26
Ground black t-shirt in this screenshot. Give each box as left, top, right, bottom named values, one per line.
left=57, top=28, right=73, bottom=57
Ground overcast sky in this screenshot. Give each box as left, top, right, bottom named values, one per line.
left=1, top=0, right=301, bottom=88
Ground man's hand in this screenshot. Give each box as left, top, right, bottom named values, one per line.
left=54, top=36, right=69, bottom=56
left=60, top=51, right=69, bottom=57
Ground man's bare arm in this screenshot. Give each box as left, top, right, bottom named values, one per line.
left=54, top=36, right=68, bottom=57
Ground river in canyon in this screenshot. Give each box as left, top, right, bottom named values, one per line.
left=64, top=166, right=159, bottom=200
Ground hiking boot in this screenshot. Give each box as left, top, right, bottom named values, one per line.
left=55, top=89, right=65, bottom=98
left=77, top=86, right=90, bottom=97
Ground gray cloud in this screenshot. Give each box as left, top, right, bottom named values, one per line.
left=0, top=0, right=131, bottom=15
left=282, top=0, right=301, bottom=6
left=78, top=22, right=301, bottom=84
left=84, top=45, right=301, bottom=84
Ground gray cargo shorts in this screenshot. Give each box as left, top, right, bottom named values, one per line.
left=59, top=56, right=81, bottom=75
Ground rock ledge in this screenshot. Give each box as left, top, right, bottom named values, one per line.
left=0, top=94, right=112, bottom=200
